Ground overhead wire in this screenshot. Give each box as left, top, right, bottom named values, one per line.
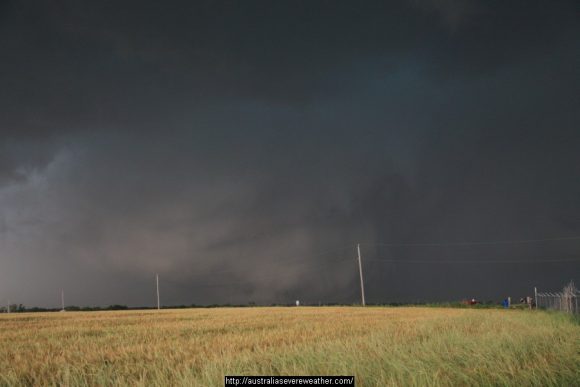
left=365, top=257, right=580, bottom=264
left=361, top=236, right=580, bottom=248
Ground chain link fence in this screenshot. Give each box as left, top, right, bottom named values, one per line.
left=536, top=281, right=579, bottom=314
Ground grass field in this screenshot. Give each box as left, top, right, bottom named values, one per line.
left=0, top=307, right=578, bottom=386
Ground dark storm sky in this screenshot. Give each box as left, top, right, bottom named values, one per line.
left=1, top=0, right=579, bottom=307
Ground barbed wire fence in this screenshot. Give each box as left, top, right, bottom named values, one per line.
left=536, top=281, right=579, bottom=314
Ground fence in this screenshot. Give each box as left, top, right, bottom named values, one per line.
left=536, top=281, right=579, bottom=314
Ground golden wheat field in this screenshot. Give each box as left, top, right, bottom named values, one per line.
left=0, top=307, right=578, bottom=386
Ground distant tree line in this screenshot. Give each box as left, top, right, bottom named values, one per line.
left=1, top=300, right=507, bottom=313
left=1, top=304, right=130, bottom=313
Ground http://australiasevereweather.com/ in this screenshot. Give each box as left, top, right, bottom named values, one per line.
left=225, top=376, right=355, bottom=385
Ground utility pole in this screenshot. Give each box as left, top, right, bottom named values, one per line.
left=156, top=274, right=160, bottom=310
left=357, top=243, right=366, bottom=307
left=61, top=289, right=65, bottom=312
left=7, top=300, right=10, bottom=314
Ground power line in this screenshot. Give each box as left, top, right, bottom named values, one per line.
left=363, top=236, right=580, bottom=248
left=366, top=257, right=580, bottom=264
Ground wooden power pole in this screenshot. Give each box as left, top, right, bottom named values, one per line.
left=357, top=243, right=366, bottom=306
left=156, top=274, right=160, bottom=310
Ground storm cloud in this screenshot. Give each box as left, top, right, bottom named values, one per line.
left=1, top=0, right=579, bottom=307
